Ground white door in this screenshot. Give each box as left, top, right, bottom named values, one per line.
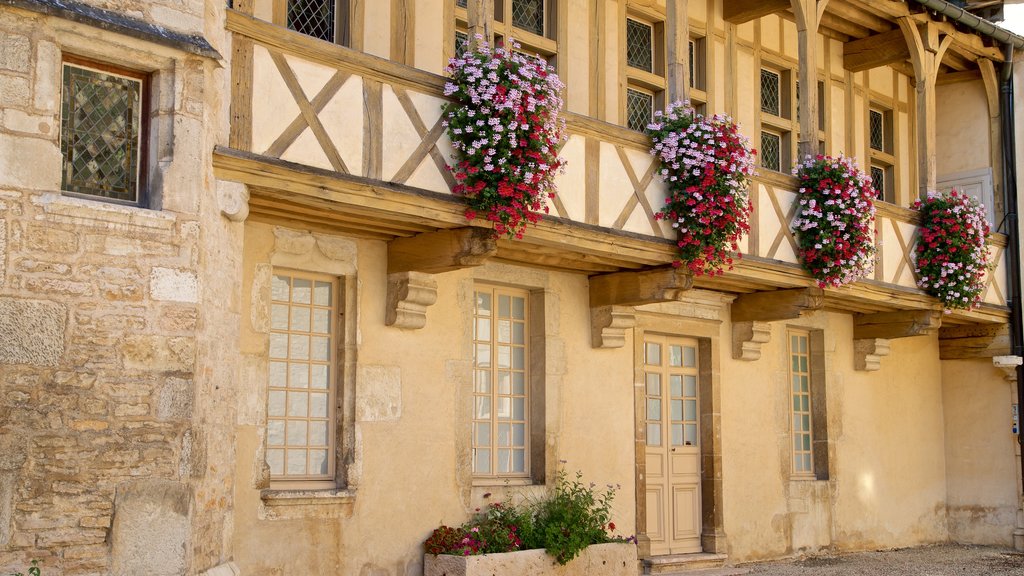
left=643, top=335, right=702, bottom=555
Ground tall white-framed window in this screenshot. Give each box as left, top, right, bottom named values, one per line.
left=472, top=286, right=531, bottom=480
left=788, top=329, right=814, bottom=476
left=624, top=9, right=665, bottom=132
left=760, top=65, right=795, bottom=173
left=267, top=270, right=339, bottom=486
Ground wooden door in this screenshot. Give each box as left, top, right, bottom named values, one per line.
left=643, top=335, right=702, bottom=555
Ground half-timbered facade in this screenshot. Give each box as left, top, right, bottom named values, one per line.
left=2, top=0, right=1024, bottom=574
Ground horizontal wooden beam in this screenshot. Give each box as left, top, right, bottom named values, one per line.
left=723, top=0, right=789, bottom=24
left=844, top=28, right=910, bottom=72
left=590, top=267, right=694, bottom=308
left=731, top=288, right=824, bottom=323
left=388, top=228, right=496, bottom=274
left=853, top=310, right=942, bottom=340
left=938, top=323, right=1010, bottom=360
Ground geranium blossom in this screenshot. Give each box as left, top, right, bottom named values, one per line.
left=791, top=154, right=876, bottom=288
left=443, top=37, right=566, bottom=240
left=913, top=191, right=990, bottom=310
left=647, top=101, right=757, bottom=276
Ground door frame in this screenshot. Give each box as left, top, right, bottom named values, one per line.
left=633, top=307, right=727, bottom=558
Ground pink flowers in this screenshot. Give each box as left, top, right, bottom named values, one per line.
left=443, top=37, right=566, bottom=240
left=791, top=154, right=877, bottom=288
left=913, top=190, right=990, bottom=310
left=647, top=101, right=756, bottom=276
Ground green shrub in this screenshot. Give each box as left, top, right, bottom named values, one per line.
left=7, top=560, right=40, bottom=576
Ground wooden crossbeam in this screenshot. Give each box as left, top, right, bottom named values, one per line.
left=938, top=324, right=1010, bottom=360
left=853, top=310, right=942, bottom=340
left=723, top=0, right=789, bottom=24
left=589, top=267, right=694, bottom=308
left=843, top=29, right=910, bottom=72
left=731, top=288, right=824, bottom=323
left=388, top=228, right=497, bottom=274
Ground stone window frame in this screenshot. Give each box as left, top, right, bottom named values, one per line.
left=251, top=229, right=360, bottom=508
left=784, top=326, right=829, bottom=482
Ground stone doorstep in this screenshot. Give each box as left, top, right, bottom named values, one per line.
left=645, top=553, right=729, bottom=574
left=648, top=569, right=750, bottom=576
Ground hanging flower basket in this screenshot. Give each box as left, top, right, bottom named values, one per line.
left=791, top=154, right=877, bottom=288
left=442, top=37, right=566, bottom=240
left=646, top=102, right=756, bottom=276
left=913, top=190, right=990, bottom=310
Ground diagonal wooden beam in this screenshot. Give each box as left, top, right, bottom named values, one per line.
left=843, top=29, right=910, bottom=72
left=939, top=324, right=1010, bottom=360
left=853, top=310, right=942, bottom=340
left=264, top=71, right=350, bottom=157
left=731, top=287, right=824, bottom=323
left=724, top=0, right=789, bottom=24
left=392, top=87, right=457, bottom=189
left=590, top=267, right=693, bottom=308
left=388, top=227, right=497, bottom=274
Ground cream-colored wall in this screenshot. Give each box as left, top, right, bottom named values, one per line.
left=233, top=222, right=638, bottom=575
left=942, top=359, right=1018, bottom=545
left=936, top=80, right=992, bottom=177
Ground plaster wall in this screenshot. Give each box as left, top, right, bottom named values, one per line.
left=935, top=80, right=992, bottom=177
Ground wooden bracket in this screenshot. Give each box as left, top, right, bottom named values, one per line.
left=843, top=29, right=910, bottom=72
left=388, top=228, right=497, bottom=275
left=589, top=267, right=694, bottom=308
left=938, top=324, right=1010, bottom=360
left=731, top=288, right=824, bottom=323
left=853, top=310, right=942, bottom=340
left=723, top=0, right=788, bottom=24
left=732, top=321, right=772, bottom=361
left=385, top=272, right=437, bottom=330
left=591, top=306, right=637, bottom=349
left=854, top=339, right=891, bottom=371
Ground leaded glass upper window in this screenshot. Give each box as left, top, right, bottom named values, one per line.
left=871, top=165, right=887, bottom=200
left=455, top=30, right=469, bottom=55
left=761, top=68, right=781, bottom=116
left=60, top=63, right=144, bottom=204
left=626, top=88, right=654, bottom=132
left=457, top=0, right=467, bottom=7
left=761, top=131, right=781, bottom=172
left=869, top=109, right=885, bottom=152
left=626, top=18, right=654, bottom=73
left=512, top=0, right=545, bottom=36
left=287, top=0, right=336, bottom=43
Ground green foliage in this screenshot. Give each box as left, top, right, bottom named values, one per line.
left=6, top=560, right=40, bottom=576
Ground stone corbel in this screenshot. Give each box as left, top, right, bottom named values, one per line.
left=591, top=306, right=636, bottom=349
left=993, top=355, right=1023, bottom=382
left=732, top=321, right=772, bottom=361
left=385, top=272, right=438, bottom=330
left=854, top=338, right=891, bottom=371
left=218, top=180, right=250, bottom=222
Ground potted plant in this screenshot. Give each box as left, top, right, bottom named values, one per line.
left=913, top=190, right=990, bottom=310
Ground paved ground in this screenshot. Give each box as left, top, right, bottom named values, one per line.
left=740, top=544, right=1024, bottom=575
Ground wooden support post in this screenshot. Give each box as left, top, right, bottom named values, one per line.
left=467, top=0, right=494, bottom=48
left=730, top=287, right=824, bottom=323
left=898, top=18, right=953, bottom=200
left=853, top=310, right=942, bottom=340
left=791, top=0, right=829, bottom=160
left=666, top=0, right=690, bottom=104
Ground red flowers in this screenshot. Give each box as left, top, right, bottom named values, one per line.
left=913, top=191, right=990, bottom=310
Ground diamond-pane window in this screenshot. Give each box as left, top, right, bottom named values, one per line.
left=455, top=30, right=469, bottom=55
left=871, top=165, right=886, bottom=199
left=688, top=40, right=695, bottom=88
left=288, top=0, right=335, bottom=42
left=61, top=63, right=144, bottom=204
left=457, top=0, right=467, bottom=7
left=627, top=88, right=654, bottom=132
left=869, top=109, right=885, bottom=151
left=761, top=68, right=781, bottom=116
left=761, top=131, right=781, bottom=172
left=626, top=18, right=654, bottom=72
left=512, top=0, right=545, bottom=36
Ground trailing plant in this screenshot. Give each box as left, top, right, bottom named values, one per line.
left=913, top=190, right=990, bottom=310
left=6, top=560, right=40, bottom=576
left=646, top=101, right=757, bottom=276
left=791, top=154, right=877, bottom=288
left=442, top=36, right=566, bottom=240
left=423, top=470, right=629, bottom=565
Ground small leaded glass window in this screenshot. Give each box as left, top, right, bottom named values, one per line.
left=626, top=18, right=654, bottom=73
left=626, top=88, right=654, bottom=132
left=761, top=131, right=781, bottom=172
left=456, top=0, right=467, bottom=7
left=688, top=40, right=695, bottom=88
left=869, top=109, right=885, bottom=152
left=761, top=68, right=781, bottom=116
left=61, top=62, right=145, bottom=205
left=287, top=0, right=336, bottom=43
left=267, top=271, right=338, bottom=482
left=512, top=0, right=545, bottom=36
left=455, top=30, right=469, bottom=55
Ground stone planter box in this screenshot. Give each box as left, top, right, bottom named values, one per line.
left=424, top=542, right=638, bottom=576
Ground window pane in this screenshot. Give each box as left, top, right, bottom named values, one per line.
left=672, top=424, right=684, bottom=446
left=496, top=397, right=511, bottom=420
left=311, top=336, right=330, bottom=361
left=645, top=342, right=662, bottom=366
left=512, top=0, right=545, bottom=36
left=309, top=421, right=329, bottom=446
left=287, top=420, right=307, bottom=446
left=684, top=399, right=696, bottom=421
left=61, top=64, right=143, bottom=203
left=310, top=392, right=328, bottom=418
left=271, top=275, right=290, bottom=301
left=626, top=88, right=654, bottom=132
left=475, top=397, right=491, bottom=419
left=289, top=364, right=309, bottom=388
left=761, top=131, right=781, bottom=172
left=626, top=18, right=654, bottom=72
left=476, top=318, right=491, bottom=341
left=498, top=319, right=511, bottom=343
left=669, top=346, right=683, bottom=367
left=647, top=398, right=661, bottom=421
left=646, top=373, right=661, bottom=396
left=290, top=306, right=310, bottom=332
left=268, top=419, right=285, bottom=445
left=475, top=423, right=491, bottom=446
left=497, top=449, right=511, bottom=473
left=269, top=362, right=287, bottom=387
left=512, top=372, right=525, bottom=394
left=869, top=110, right=884, bottom=151
left=684, top=423, right=698, bottom=446
left=269, top=334, right=288, bottom=359
left=512, top=347, right=525, bottom=369
left=760, top=69, right=781, bottom=116
left=271, top=304, right=289, bottom=330
left=311, top=364, right=329, bottom=389
left=512, top=397, right=525, bottom=420
left=683, top=346, right=696, bottom=367
left=871, top=165, right=886, bottom=200
left=511, top=297, right=525, bottom=320
left=497, top=423, right=511, bottom=446
left=670, top=375, right=683, bottom=398
left=286, top=449, right=306, bottom=475
left=647, top=423, right=662, bottom=446
left=287, top=392, right=308, bottom=417
left=309, top=450, right=328, bottom=475
left=498, top=295, right=511, bottom=317
left=684, top=375, right=697, bottom=398
left=512, top=450, right=526, bottom=473
left=474, top=370, right=491, bottom=394
left=476, top=292, right=491, bottom=315
left=671, top=399, right=682, bottom=421
left=474, top=449, right=491, bottom=474
left=266, top=449, right=284, bottom=475
left=313, top=281, right=332, bottom=306
left=287, top=0, right=336, bottom=42
left=513, top=322, right=525, bottom=345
